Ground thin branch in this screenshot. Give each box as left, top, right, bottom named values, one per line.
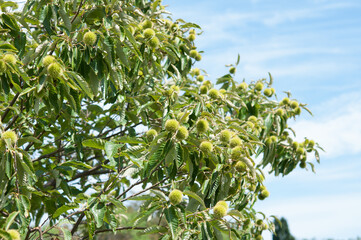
left=40, top=209, right=85, bottom=237
left=71, top=0, right=85, bottom=23
left=24, top=226, right=35, bottom=240
left=36, top=227, right=43, bottom=240
left=116, top=160, right=164, bottom=200
left=120, top=177, right=169, bottom=203
left=70, top=164, right=134, bottom=235
left=1, top=92, right=20, bottom=122
left=25, top=114, right=60, bottom=151
left=81, top=227, right=146, bottom=240
left=4, top=98, right=24, bottom=131
left=96, top=226, right=147, bottom=234
left=44, top=169, right=111, bottom=188
left=71, top=212, right=85, bottom=235
left=32, top=147, right=64, bottom=162
left=0, top=210, right=9, bottom=217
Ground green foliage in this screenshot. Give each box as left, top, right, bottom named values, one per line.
left=0, top=0, right=321, bottom=239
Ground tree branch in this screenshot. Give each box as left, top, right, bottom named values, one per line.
left=32, top=147, right=64, bottom=162
left=70, top=164, right=134, bottom=235
left=71, top=0, right=85, bottom=23
left=1, top=92, right=20, bottom=122
left=81, top=227, right=146, bottom=240
left=25, top=114, right=60, bottom=151
left=120, top=176, right=169, bottom=203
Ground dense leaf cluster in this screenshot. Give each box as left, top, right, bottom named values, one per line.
left=0, top=0, right=321, bottom=239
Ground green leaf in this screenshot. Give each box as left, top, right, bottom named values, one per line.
left=150, top=189, right=167, bottom=200
left=0, top=229, right=11, bottom=240
left=132, top=205, right=161, bottom=226
left=108, top=198, right=126, bottom=210
left=58, top=3, right=71, bottom=32
left=85, top=211, right=95, bottom=240
left=165, top=143, right=177, bottom=166
left=183, top=190, right=206, bottom=209
left=115, top=41, right=130, bottom=69
left=164, top=206, right=179, bottom=239
left=53, top=204, right=78, bottom=219
left=1, top=13, right=20, bottom=31
left=91, top=202, right=106, bottom=228
left=142, top=226, right=168, bottom=235
left=85, top=7, right=106, bottom=25
left=268, top=72, right=273, bottom=85
left=17, top=136, right=42, bottom=147
left=3, top=211, right=19, bottom=230
left=227, top=209, right=243, bottom=218
left=116, top=136, right=144, bottom=144
left=82, top=139, right=106, bottom=150
left=61, top=227, right=72, bottom=240
left=66, top=71, right=94, bottom=99
left=105, top=142, right=122, bottom=166
left=123, top=27, right=142, bottom=61
left=0, top=43, right=17, bottom=51
left=210, top=220, right=229, bottom=233
left=145, top=141, right=166, bottom=177
left=87, top=68, right=100, bottom=96
left=60, top=160, right=92, bottom=170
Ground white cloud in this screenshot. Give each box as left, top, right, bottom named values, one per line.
left=257, top=92, right=361, bottom=240
left=258, top=193, right=361, bottom=239
left=291, top=92, right=361, bottom=157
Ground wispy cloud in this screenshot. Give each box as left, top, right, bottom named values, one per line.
left=259, top=91, right=361, bottom=239
left=259, top=193, right=361, bottom=239
left=291, top=91, right=361, bottom=157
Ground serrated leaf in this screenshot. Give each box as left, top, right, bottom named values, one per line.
left=115, top=41, right=130, bottom=69
left=183, top=190, right=206, bottom=209
left=150, top=189, right=167, bottom=200
left=108, top=198, right=126, bottom=210
left=82, top=139, right=106, bottom=150
left=53, top=204, right=78, bottom=219
left=3, top=211, right=19, bottom=230
left=164, top=206, right=179, bottom=239
left=85, top=211, right=95, bottom=240
left=0, top=43, right=17, bottom=51
left=91, top=202, right=106, bottom=228
left=210, top=220, right=229, bottom=233
left=117, top=136, right=144, bottom=144
left=60, top=160, right=92, bottom=170
left=105, top=142, right=122, bottom=166
left=0, top=229, right=11, bottom=240
left=132, top=205, right=162, bottom=226
left=227, top=209, right=243, bottom=218
left=59, top=3, right=71, bottom=32
left=165, top=143, right=177, bottom=166
left=66, top=71, right=94, bottom=99
left=61, top=227, right=72, bottom=240
left=141, top=226, right=168, bottom=235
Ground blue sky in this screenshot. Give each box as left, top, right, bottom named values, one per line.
left=163, top=0, right=361, bottom=239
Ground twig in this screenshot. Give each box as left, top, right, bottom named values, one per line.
left=116, top=160, right=164, bottom=200
left=71, top=0, right=85, bottom=23
left=40, top=209, right=85, bottom=237
left=70, top=164, right=134, bottom=235
left=1, top=93, right=20, bottom=122
left=24, top=226, right=35, bottom=240
left=32, top=147, right=64, bottom=162
left=120, top=177, right=169, bottom=203
left=81, top=227, right=146, bottom=240
left=25, top=114, right=60, bottom=151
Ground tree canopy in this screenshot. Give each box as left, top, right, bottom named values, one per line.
left=0, top=0, right=321, bottom=239
left=273, top=217, right=295, bottom=240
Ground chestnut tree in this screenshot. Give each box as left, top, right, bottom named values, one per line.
left=0, top=0, right=321, bottom=239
